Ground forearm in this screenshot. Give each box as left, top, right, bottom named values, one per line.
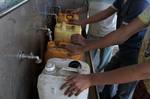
left=84, top=18, right=146, bottom=51
left=81, top=6, right=116, bottom=25
left=90, top=61, right=150, bottom=85
left=84, top=26, right=129, bottom=50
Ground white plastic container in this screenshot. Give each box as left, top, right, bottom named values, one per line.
left=37, top=58, right=90, bottom=99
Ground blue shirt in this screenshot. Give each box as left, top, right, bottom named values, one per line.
left=113, top=0, right=150, bottom=50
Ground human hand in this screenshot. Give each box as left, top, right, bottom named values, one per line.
left=60, top=34, right=88, bottom=55
left=61, top=43, right=84, bottom=55
left=60, top=74, right=92, bottom=97
left=71, top=34, right=87, bottom=46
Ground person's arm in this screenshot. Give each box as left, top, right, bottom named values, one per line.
left=70, top=0, right=118, bottom=25
left=91, top=61, right=150, bottom=85
left=84, top=17, right=147, bottom=51
left=69, top=6, right=116, bottom=25
left=78, top=6, right=116, bottom=25
left=65, top=18, right=147, bottom=54
left=60, top=61, right=150, bottom=97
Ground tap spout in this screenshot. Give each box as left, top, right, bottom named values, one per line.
left=18, top=51, right=42, bottom=64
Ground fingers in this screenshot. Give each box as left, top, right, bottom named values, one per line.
left=65, top=75, right=75, bottom=81
left=56, top=34, right=84, bottom=54
left=71, top=34, right=84, bottom=40
left=75, top=89, right=82, bottom=96
left=60, top=76, right=82, bottom=97
left=65, top=85, right=76, bottom=94
left=60, top=80, right=73, bottom=90
left=60, top=76, right=75, bottom=90
left=60, top=81, right=70, bottom=90
left=58, top=43, right=72, bottom=50
left=63, top=83, right=82, bottom=97
left=66, top=87, right=81, bottom=97
left=71, top=34, right=82, bottom=39
left=61, top=44, right=81, bottom=55
left=64, top=84, right=76, bottom=96
left=71, top=35, right=84, bottom=44
left=60, top=44, right=75, bottom=52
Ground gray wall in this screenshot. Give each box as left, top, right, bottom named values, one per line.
left=0, top=0, right=49, bottom=99
left=0, top=0, right=88, bottom=99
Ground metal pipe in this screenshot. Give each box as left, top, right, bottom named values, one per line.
left=18, top=51, right=42, bottom=64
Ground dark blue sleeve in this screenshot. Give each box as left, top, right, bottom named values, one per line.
left=113, top=0, right=123, bottom=10
left=124, top=0, right=150, bottom=23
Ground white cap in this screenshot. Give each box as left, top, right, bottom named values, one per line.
left=45, top=63, right=56, bottom=72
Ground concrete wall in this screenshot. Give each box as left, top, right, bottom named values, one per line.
left=0, top=0, right=88, bottom=99
left=0, top=0, right=50, bottom=99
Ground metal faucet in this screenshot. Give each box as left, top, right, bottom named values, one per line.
left=39, top=27, right=52, bottom=41
left=18, top=51, right=42, bottom=64
left=47, top=28, right=52, bottom=41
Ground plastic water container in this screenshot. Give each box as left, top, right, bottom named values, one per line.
left=54, top=22, right=82, bottom=42
left=37, top=58, right=90, bottom=99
